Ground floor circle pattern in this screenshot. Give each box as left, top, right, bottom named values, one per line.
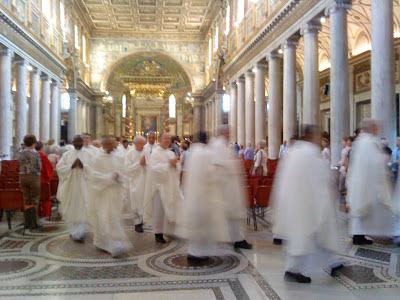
left=146, top=252, right=241, bottom=276
left=0, top=258, right=35, bottom=275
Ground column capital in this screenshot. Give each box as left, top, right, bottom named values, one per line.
left=40, top=74, right=50, bottom=81
left=29, top=67, right=40, bottom=75
left=325, top=1, right=352, bottom=17
left=13, top=58, right=27, bottom=66
left=229, top=81, right=237, bottom=88
left=51, top=80, right=60, bottom=87
left=236, top=77, right=245, bottom=84
left=300, top=20, right=322, bottom=35
left=256, top=62, right=268, bottom=70
left=282, top=38, right=299, bottom=49
left=245, top=70, right=255, bottom=78
left=0, top=48, right=14, bottom=57
left=269, top=51, right=282, bottom=60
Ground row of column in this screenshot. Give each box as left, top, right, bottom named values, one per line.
left=68, top=90, right=96, bottom=141
left=205, top=94, right=223, bottom=137
left=0, top=48, right=61, bottom=159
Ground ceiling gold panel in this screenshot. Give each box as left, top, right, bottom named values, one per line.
left=77, top=0, right=219, bottom=34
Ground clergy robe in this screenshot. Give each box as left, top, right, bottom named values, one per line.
left=144, top=143, right=158, bottom=154
left=87, top=150, right=132, bottom=256
left=56, top=148, right=92, bottom=240
left=143, top=146, right=183, bottom=234
left=177, top=143, right=232, bottom=256
left=272, top=141, right=339, bottom=258
left=83, top=145, right=100, bottom=156
left=123, top=147, right=150, bottom=225
left=347, top=133, right=399, bottom=236
left=207, top=136, right=247, bottom=242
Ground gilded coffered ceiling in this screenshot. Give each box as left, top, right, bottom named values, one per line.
left=76, top=0, right=220, bottom=36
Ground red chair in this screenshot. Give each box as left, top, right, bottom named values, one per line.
left=4, top=182, right=20, bottom=189
left=1, top=160, right=19, bottom=173
left=39, top=182, right=54, bottom=219
left=255, top=185, right=273, bottom=208
left=0, top=189, right=34, bottom=235
left=246, top=185, right=258, bottom=230
left=262, top=179, right=274, bottom=186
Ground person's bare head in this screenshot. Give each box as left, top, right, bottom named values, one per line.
left=122, top=139, right=129, bottom=149
left=133, top=135, right=146, bottom=152
left=92, top=140, right=101, bottom=148
left=217, top=125, right=230, bottom=141
left=102, top=136, right=116, bottom=153
left=73, top=135, right=84, bottom=150
left=159, top=132, right=171, bottom=149
left=47, top=139, right=55, bottom=146
left=147, top=131, right=156, bottom=145
left=360, top=119, right=380, bottom=136
left=83, top=133, right=92, bottom=147
left=302, top=125, right=320, bottom=145
left=283, top=140, right=287, bottom=146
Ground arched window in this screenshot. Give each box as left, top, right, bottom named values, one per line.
left=237, top=0, right=245, bottom=24
left=122, top=94, right=126, bottom=118
left=223, top=94, right=230, bottom=112
left=225, top=4, right=230, bottom=35
left=61, top=92, right=70, bottom=111
left=169, top=94, right=176, bottom=118
left=208, top=37, right=212, bottom=65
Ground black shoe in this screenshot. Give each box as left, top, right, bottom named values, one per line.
left=70, top=235, right=85, bottom=243
left=135, top=223, right=144, bottom=233
left=284, top=271, right=311, bottom=283
left=273, top=238, right=283, bottom=245
left=31, top=225, right=43, bottom=231
left=155, top=233, right=166, bottom=244
left=353, top=235, right=373, bottom=245
left=331, top=264, right=344, bottom=276
left=187, top=254, right=210, bottom=262
left=234, top=240, right=253, bottom=249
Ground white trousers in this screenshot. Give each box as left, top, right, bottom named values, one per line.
left=133, top=212, right=142, bottom=226
left=229, top=219, right=245, bottom=242
left=286, top=247, right=341, bottom=274
left=153, top=191, right=165, bottom=234
left=67, top=222, right=86, bottom=240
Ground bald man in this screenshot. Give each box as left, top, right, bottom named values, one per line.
left=144, top=132, right=183, bottom=243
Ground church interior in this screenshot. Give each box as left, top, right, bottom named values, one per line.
left=1, top=0, right=400, bottom=299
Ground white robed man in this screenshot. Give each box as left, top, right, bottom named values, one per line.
left=272, top=125, right=343, bottom=284
left=115, top=139, right=132, bottom=158
left=123, top=135, right=149, bottom=233
left=207, top=125, right=252, bottom=250
left=56, top=135, right=92, bottom=242
left=347, top=119, right=400, bottom=245
left=144, top=131, right=158, bottom=154
left=143, top=132, right=183, bottom=243
left=83, top=133, right=99, bottom=156
left=87, top=136, right=132, bottom=257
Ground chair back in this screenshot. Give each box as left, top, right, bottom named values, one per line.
left=40, top=182, right=51, bottom=202
left=262, top=178, right=274, bottom=186
left=4, top=182, right=20, bottom=189
left=1, top=160, right=19, bottom=174
left=246, top=186, right=255, bottom=207
left=0, top=189, right=24, bottom=210
left=255, top=185, right=273, bottom=207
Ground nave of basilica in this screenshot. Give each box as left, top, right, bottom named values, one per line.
left=1, top=0, right=400, bottom=299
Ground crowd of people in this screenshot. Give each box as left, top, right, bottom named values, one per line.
left=9, top=118, right=400, bottom=284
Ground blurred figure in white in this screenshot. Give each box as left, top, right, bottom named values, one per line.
left=87, top=136, right=132, bottom=257
left=272, top=125, right=342, bottom=284
left=115, top=139, right=132, bottom=158
left=252, top=140, right=268, bottom=176
left=123, top=136, right=149, bottom=233
left=347, top=119, right=400, bottom=245
left=48, top=145, right=61, bottom=168
left=59, top=140, right=70, bottom=157
left=144, top=131, right=158, bottom=154
left=179, top=127, right=251, bottom=262
left=279, top=140, right=288, bottom=158
left=83, top=133, right=99, bottom=155
left=56, top=135, right=92, bottom=242
left=144, top=132, right=183, bottom=244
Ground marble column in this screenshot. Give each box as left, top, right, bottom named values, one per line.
left=209, top=99, right=215, bottom=137
left=86, top=102, right=91, bottom=135
left=245, top=71, right=255, bottom=147
left=283, top=39, right=298, bottom=143
left=205, top=102, right=209, bottom=134
left=29, top=68, right=40, bottom=138
left=301, top=21, right=321, bottom=125
left=255, top=63, right=267, bottom=143
left=176, top=106, right=183, bottom=137
left=40, top=74, right=51, bottom=142
left=14, top=58, right=28, bottom=149
left=268, top=52, right=283, bottom=159
left=215, top=94, right=223, bottom=132
left=371, top=0, right=396, bottom=147
left=237, top=77, right=246, bottom=146
left=115, top=104, right=122, bottom=137
left=193, top=101, right=201, bottom=138
left=229, top=82, right=238, bottom=143
left=67, top=89, right=77, bottom=142
left=0, top=49, right=13, bottom=159
left=327, top=1, right=351, bottom=165
left=95, top=99, right=104, bottom=139
left=50, top=81, right=59, bottom=142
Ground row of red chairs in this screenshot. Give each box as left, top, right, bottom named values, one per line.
left=1, top=160, right=19, bottom=174
left=246, top=185, right=273, bottom=231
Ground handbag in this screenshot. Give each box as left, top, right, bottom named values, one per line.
left=253, top=151, right=264, bottom=176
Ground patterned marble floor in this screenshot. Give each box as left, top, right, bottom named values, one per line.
left=0, top=210, right=400, bottom=300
